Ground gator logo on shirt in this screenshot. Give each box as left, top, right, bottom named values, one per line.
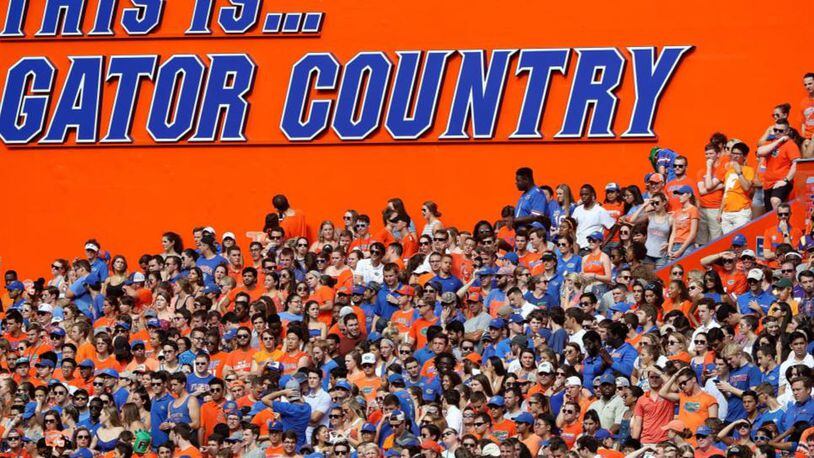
left=684, top=401, right=701, bottom=413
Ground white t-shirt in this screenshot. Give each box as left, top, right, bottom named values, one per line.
left=354, top=259, right=384, bottom=284
left=573, top=204, right=615, bottom=249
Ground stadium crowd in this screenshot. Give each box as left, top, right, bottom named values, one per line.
left=0, top=75, right=812, bottom=458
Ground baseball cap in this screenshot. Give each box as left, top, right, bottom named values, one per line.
left=595, top=429, right=612, bottom=440
left=510, top=335, right=529, bottom=348
left=361, top=423, right=377, bottom=433
left=394, top=285, right=415, bottom=297
left=541, top=251, right=557, bottom=261
left=747, top=268, right=764, bottom=281
left=203, top=284, right=221, bottom=295
left=37, top=304, right=53, bottom=314
left=489, top=318, right=506, bottom=329
left=35, top=360, right=55, bottom=369
left=366, top=281, right=381, bottom=292
left=487, top=395, right=505, bottom=407
left=616, top=377, right=631, bottom=388
left=482, top=443, right=501, bottom=457
left=221, top=232, right=236, bottom=241
left=673, top=185, right=694, bottom=195
left=130, top=339, right=145, bottom=349
left=513, top=412, right=534, bottom=424
left=696, top=425, right=713, bottom=437
left=131, top=272, right=146, bottom=283
left=477, top=267, right=498, bottom=277
left=78, top=359, right=94, bottom=369
left=352, top=285, right=366, bottom=295
left=50, top=327, right=66, bottom=337
left=388, top=373, right=405, bottom=385
left=389, top=410, right=406, bottom=423
left=421, top=440, right=443, bottom=453
left=731, top=234, right=747, bottom=246
left=509, top=314, right=524, bottom=324
left=14, top=357, right=30, bottom=365
left=605, top=182, right=620, bottom=192
left=283, top=379, right=301, bottom=401
left=599, top=373, right=615, bottom=385
left=267, top=420, right=283, bottom=432
left=99, top=368, right=119, bottom=379
left=361, top=353, right=376, bottom=365
left=587, top=231, right=604, bottom=242
left=661, top=419, right=687, bottom=432
left=740, top=249, right=756, bottom=258
left=466, top=291, right=482, bottom=303
left=502, top=252, right=519, bottom=265
left=440, top=292, right=457, bottom=304
left=339, top=306, right=355, bottom=318
left=538, top=362, right=554, bottom=374
left=333, top=380, right=352, bottom=392
left=84, top=242, right=99, bottom=252
left=565, top=376, right=582, bottom=387
left=610, top=302, right=631, bottom=313
left=773, top=278, right=793, bottom=289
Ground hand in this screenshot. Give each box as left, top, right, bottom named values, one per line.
left=778, top=219, right=789, bottom=232
left=732, top=161, right=742, bottom=174
left=779, top=135, right=789, bottom=143
left=706, top=157, right=714, bottom=168
left=715, top=379, right=734, bottom=393
left=773, top=180, right=788, bottom=189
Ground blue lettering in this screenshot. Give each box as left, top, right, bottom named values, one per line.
left=102, top=55, right=157, bottom=143
left=37, top=0, right=84, bottom=36
left=42, top=56, right=103, bottom=143
left=441, top=49, right=516, bottom=139
left=385, top=50, right=452, bottom=140
left=122, top=0, right=164, bottom=35
left=332, top=52, right=392, bottom=140
left=186, top=0, right=214, bottom=34
left=556, top=48, right=625, bottom=138
left=511, top=49, right=570, bottom=138
left=217, top=0, right=260, bottom=34
left=0, top=58, right=55, bottom=144
left=622, top=46, right=693, bottom=137
left=89, top=0, right=116, bottom=35
left=1, top=0, right=27, bottom=37
left=280, top=53, right=339, bottom=141
left=192, top=54, right=256, bottom=141
left=146, top=55, right=205, bottom=142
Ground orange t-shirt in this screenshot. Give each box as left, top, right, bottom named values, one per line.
left=678, top=390, right=717, bottom=433
left=410, top=316, right=439, bottom=349
left=401, top=232, right=419, bottom=260
left=722, top=164, right=755, bottom=212
left=497, top=226, right=516, bottom=246
left=175, top=445, right=203, bottom=458
left=763, top=140, right=801, bottom=188
left=391, top=308, right=416, bottom=334
left=560, top=420, right=581, bottom=449
left=763, top=224, right=803, bottom=252
left=663, top=298, right=692, bottom=317
left=713, top=266, right=747, bottom=295
left=696, top=164, right=727, bottom=209
left=672, top=205, right=699, bottom=244
left=491, top=418, right=517, bottom=443
left=309, top=285, right=335, bottom=326
left=224, top=348, right=257, bottom=376
left=279, top=210, right=308, bottom=240
left=276, top=350, right=307, bottom=375
left=355, top=375, right=383, bottom=402
left=802, top=95, right=814, bottom=138
left=200, top=400, right=226, bottom=443
left=603, top=200, right=626, bottom=222
left=349, top=234, right=374, bottom=254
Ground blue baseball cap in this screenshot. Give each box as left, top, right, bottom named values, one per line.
left=696, top=426, right=713, bottom=436
left=223, top=328, right=237, bottom=341
left=477, top=267, right=498, bottom=277
left=268, top=420, right=283, bottom=432
left=361, top=423, right=377, bottom=433
left=674, top=185, right=694, bottom=195
left=503, top=252, right=520, bottom=265
left=489, top=318, right=506, bottom=329
left=35, top=359, right=55, bottom=369
left=731, top=234, right=747, bottom=247
left=599, top=373, right=616, bottom=385
left=5, top=281, right=24, bottom=291
left=513, top=412, right=534, bottom=424
left=509, top=314, right=525, bottom=324
left=388, top=373, right=405, bottom=385
left=203, top=284, right=221, bottom=295
left=130, top=339, right=145, bottom=349
left=333, top=380, right=352, bottom=392
left=352, top=285, right=366, bottom=295
left=99, top=368, right=119, bottom=379
left=595, top=429, right=612, bottom=440
left=78, top=359, right=95, bottom=368
left=610, top=302, right=631, bottom=313
left=487, top=395, right=505, bottom=407
left=146, top=318, right=161, bottom=328
left=50, top=327, right=66, bottom=337
left=588, top=231, right=604, bottom=242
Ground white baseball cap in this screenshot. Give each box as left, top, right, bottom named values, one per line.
left=361, top=353, right=376, bottom=365
left=747, top=268, right=764, bottom=281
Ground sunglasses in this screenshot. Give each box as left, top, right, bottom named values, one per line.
left=677, top=378, right=691, bottom=388
left=473, top=422, right=486, bottom=427
left=296, top=243, right=308, bottom=247
left=370, top=250, right=383, bottom=255
left=562, top=410, right=575, bottom=414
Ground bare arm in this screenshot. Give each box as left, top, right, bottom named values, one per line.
left=756, top=137, right=787, bottom=157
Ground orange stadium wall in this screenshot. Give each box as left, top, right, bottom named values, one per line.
left=0, top=1, right=811, bottom=279
left=656, top=159, right=814, bottom=281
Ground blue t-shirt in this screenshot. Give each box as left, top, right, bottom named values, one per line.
left=273, top=400, right=312, bottom=452
left=736, top=289, right=775, bottom=315
left=196, top=254, right=228, bottom=277
left=69, top=275, right=93, bottom=316
left=430, top=275, right=464, bottom=294
left=516, top=187, right=548, bottom=228
left=187, top=373, right=215, bottom=398
left=557, top=253, right=582, bottom=276
left=725, top=363, right=762, bottom=422
left=90, top=258, right=109, bottom=281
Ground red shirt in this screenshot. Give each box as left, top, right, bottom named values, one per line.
left=632, top=391, right=675, bottom=444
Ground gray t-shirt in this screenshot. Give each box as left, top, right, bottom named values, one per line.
left=464, top=311, right=491, bottom=333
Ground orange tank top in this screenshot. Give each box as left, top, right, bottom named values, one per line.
left=582, top=252, right=605, bottom=275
